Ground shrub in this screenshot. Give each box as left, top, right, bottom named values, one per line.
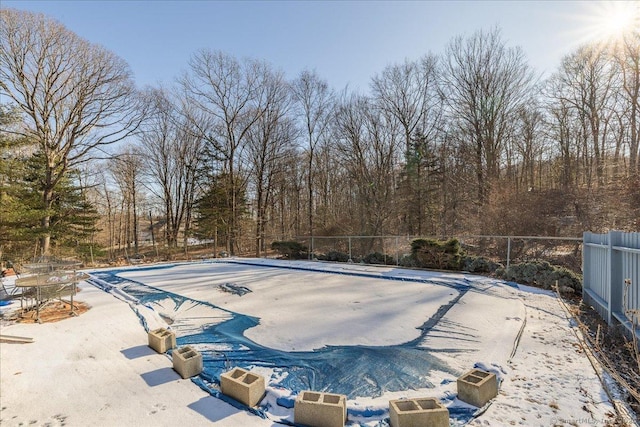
left=496, top=260, right=582, bottom=292
left=411, top=238, right=462, bottom=270
left=363, top=252, right=395, bottom=265
left=270, top=241, right=307, bottom=259
left=462, top=256, right=503, bottom=274
left=323, top=250, right=350, bottom=263
left=398, top=254, right=417, bottom=268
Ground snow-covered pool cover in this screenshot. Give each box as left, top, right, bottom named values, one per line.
left=88, top=259, right=527, bottom=426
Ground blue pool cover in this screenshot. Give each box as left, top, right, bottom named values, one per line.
left=89, top=261, right=481, bottom=425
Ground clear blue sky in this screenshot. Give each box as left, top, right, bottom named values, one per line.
left=1, top=1, right=626, bottom=92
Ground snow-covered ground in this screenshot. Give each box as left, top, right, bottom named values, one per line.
left=0, top=259, right=628, bottom=426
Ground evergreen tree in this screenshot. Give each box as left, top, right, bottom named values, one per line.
left=0, top=115, right=100, bottom=260
left=22, top=153, right=100, bottom=255
left=0, top=106, right=41, bottom=259
left=398, top=129, right=442, bottom=236
left=194, top=173, right=248, bottom=252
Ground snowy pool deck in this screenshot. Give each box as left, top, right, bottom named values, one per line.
left=0, top=259, right=623, bottom=426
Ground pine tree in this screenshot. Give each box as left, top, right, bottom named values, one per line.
left=194, top=173, right=248, bottom=253
left=0, top=107, right=101, bottom=260
left=21, top=152, right=100, bottom=257
left=0, top=106, right=41, bottom=259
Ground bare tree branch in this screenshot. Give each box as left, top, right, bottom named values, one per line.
left=0, top=9, right=144, bottom=254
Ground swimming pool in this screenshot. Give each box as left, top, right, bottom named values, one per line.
left=88, top=259, right=518, bottom=426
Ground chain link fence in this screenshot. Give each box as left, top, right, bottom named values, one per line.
left=293, top=235, right=583, bottom=274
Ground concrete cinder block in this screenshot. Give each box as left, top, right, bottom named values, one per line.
left=294, top=390, right=347, bottom=427
left=220, top=367, right=266, bottom=407
left=147, top=327, right=176, bottom=353
left=172, top=345, right=203, bottom=379
left=457, top=368, right=498, bottom=408
left=389, top=398, right=449, bottom=427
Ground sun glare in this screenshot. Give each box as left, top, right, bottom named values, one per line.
left=599, top=1, right=638, bottom=37
left=593, top=1, right=639, bottom=41
left=564, top=1, right=640, bottom=50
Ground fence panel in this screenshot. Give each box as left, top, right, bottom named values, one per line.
left=583, top=231, right=640, bottom=339
left=583, top=232, right=611, bottom=322
left=620, top=233, right=640, bottom=332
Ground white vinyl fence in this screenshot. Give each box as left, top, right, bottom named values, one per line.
left=583, top=231, right=640, bottom=338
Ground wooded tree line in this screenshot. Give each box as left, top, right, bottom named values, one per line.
left=1, top=9, right=638, bottom=261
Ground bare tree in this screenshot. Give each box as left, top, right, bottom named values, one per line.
left=0, top=9, right=143, bottom=255
left=181, top=51, right=267, bottom=255
left=371, top=55, right=443, bottom=234
left=246, top=67, right=296, bottom=256
left=291, top=70, right=334, bottom=254
left=140, top=90, right=205, bottom=253
left=334, top=94, right=401, bottom=243
left=440, top=27, right=536, bottom=207
left=512, top=101, right=545, bottom=191
left=266, top=148, right=314, bottom=241
left=313, top=142, right=349, bottom=234
left=544, top=93, right=582, bottom=189
left=554, top=44, right=617, bottom=187
left=110, top=149, right=144, bottom=255
left=615, top=31, right=640, bottom=175
left=99, top=175, right=118, bottom=260
left=371, top=55, right=441, bottom=158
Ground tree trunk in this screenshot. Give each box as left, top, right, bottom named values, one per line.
left=40, top=186, right=54, bottom=256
